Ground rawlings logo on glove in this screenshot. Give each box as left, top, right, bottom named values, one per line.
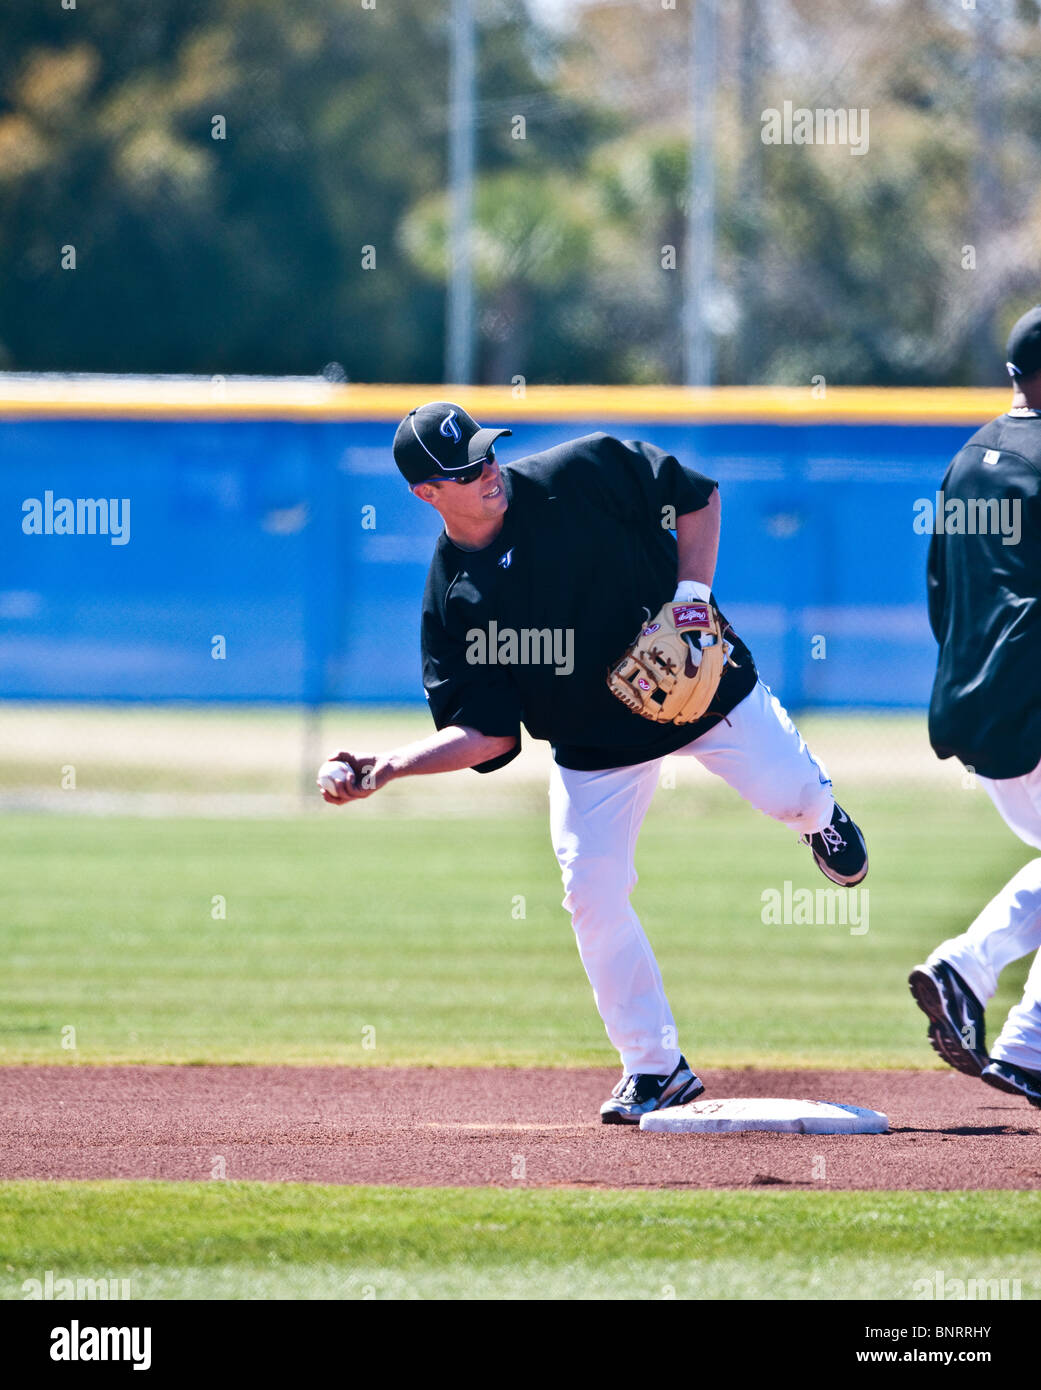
left=670, top=601, right=710, bottom=628
left=607, top=596, right=738, bottom=725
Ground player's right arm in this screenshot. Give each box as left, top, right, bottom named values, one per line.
left=317, top=725, right=518, bottom=805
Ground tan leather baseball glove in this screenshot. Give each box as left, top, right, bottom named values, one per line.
left=607, top=598, right=737, bottom=725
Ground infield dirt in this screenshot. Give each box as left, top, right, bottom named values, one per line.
left=2, top=1066, right=1039, bottom=1190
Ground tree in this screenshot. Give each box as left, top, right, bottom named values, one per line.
left=0, top=0, right=562, bottom=378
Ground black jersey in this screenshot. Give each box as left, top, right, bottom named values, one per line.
left=927, top=412, right=1041, bottom=779
left=420, top=432, right=758, bottom=773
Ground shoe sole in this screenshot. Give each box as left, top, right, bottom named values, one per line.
left=814, top=851, right=869, bottom=887
left=908, top=968, right=988, bottom=1077
left=600, top=1079, right=705, bottom=1125
left=981, top=1068, right=1041, bottom=1109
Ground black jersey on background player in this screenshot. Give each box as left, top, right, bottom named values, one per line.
left=927, top=413, right=1041, bottom=779
left=420, top=432, right=757, bottom=773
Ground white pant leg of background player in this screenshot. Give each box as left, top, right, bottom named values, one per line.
left=927, top=759, right=1041, bottom=1070
left=549, top=680, right=836, bottom=1077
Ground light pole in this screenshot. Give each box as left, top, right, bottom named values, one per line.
left=683, top=0, right=718, bottom=387
left=445, top=0, right=476, bottom=385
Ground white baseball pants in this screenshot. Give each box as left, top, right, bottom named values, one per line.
left=927, top=757, right=1041, bottom=1073
left=549, top=679, right=835, bottom=1075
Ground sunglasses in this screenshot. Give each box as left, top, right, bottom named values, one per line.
left=419, top=452, right=495, bottom=487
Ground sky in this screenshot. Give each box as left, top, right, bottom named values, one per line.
left=524, top=0, right=585, bottom=31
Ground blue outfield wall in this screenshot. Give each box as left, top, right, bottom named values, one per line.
left=0, top=414, right=970, bottom=709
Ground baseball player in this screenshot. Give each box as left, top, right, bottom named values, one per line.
left=910, top=306, right=1041, bottom=1110
left=320, top=402, right=868, bottom=1123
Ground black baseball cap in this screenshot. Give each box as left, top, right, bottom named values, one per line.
left=392, top=401, right=511, bottom=485
left=1006, top=306, right=1041, bottom=379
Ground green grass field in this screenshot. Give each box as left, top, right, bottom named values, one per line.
left=2, top=708, right=1037, bottom=1301
left=0, top=786, right=1028, bottom=1067
left=2, top=1183, right=1039, bottom=1301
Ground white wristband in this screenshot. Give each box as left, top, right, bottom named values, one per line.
left=673, top=580, right=712, bottom=604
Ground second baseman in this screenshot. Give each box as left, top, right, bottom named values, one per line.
left=320, top=402, right=869, bottom=1123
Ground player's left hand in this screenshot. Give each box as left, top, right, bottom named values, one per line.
left=606, top=596, right=735, bottom=725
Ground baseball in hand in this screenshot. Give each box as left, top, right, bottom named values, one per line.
left=317, top=759, right=354, bottom=798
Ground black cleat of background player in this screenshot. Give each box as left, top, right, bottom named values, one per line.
left=981, top=1059, right=1041, bottom=1108
left=908, top=960, right=989, bottom=1077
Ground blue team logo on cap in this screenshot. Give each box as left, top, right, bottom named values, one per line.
left=439, top=411, right=462, bottom=443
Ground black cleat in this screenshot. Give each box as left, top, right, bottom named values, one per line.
left=599, top=1056, right=705, bottom=1125
left=801, top=803, right=868, bottom=886
left=908, top=960, right=989, bottom=1076
left=981, top=1059, right=1041, bottom=1109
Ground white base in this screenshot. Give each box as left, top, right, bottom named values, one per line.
left=639, top=1097, right=889, bottom=1135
